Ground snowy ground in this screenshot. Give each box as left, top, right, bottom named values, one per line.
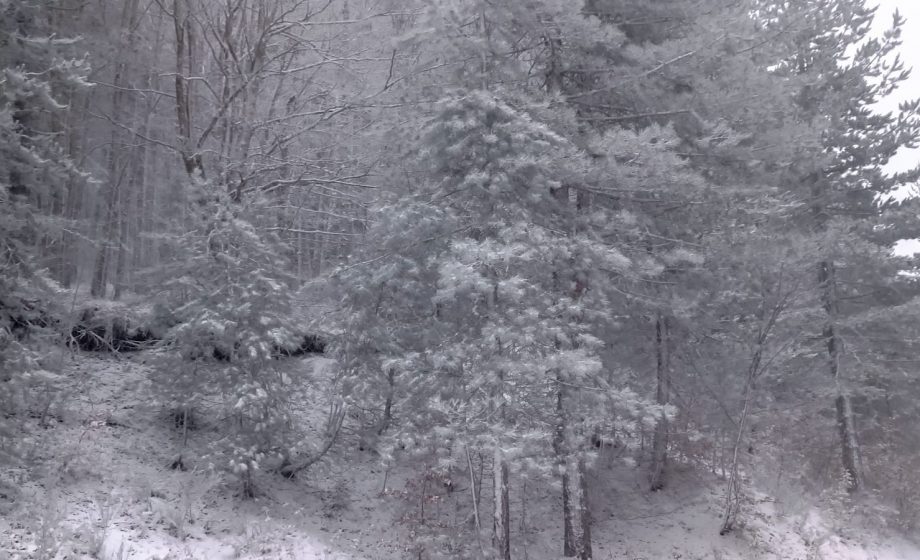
left=1, top=352, right=917, bottom=560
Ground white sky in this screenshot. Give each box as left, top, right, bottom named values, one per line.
left=872, top=1, right=920, bottom=254
left=874, top=0, right=920, bottom=175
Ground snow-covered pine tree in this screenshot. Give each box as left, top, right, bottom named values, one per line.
left=0, top=0, right=90, bottom=461
left=757, top=0, right=920, bottom=494
left=336, top=89, right=670, bottom=558
left=151, top=182, right=304, bottom=497
left=489, top=1, right=762, bottom=541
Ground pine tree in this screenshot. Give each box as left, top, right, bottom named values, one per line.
left=0, top=0, right=90, bottom=460
left=151, top=182, right=304, bottom=496
left=539, top=0, right=791, bottom=493
left=757, top=0, right=920, bottom=493
left=336, top=88, right=685, bottom=558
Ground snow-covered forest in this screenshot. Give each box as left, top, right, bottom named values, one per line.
left=3, top=0, right=920, bottom=558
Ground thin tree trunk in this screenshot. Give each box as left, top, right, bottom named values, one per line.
left=565, top=456, right=592, bottom=559
left=554, top=371, right=592, bottom=558
left=554, top=376, right=575, bottom=556
left=467, top=447, right=485, bottom=556
left=720, top=295, right=786, bottom=534
left=650, top=313, right=671, bottom=491
left=491, top=329, right=511, bottom=560
left=819, top=260, right=863, bottom=492
left=172, top=0, right=204, bottom=179
left=90, top=66, right=126, bottom=298
left=60, top=91, right=89, bottom=287
left=492, top=447, right=510, bottom=560
left=91, top=0, right=145, bottom=298
left=719, top=363, right=755, bottom=535
left=809, top=160, right=864, bottom=493
left=113, top=215, right=126, bottom=299
left=377, top=367, right=395, bottom=436
left=91, top=156, right=131, bottom=298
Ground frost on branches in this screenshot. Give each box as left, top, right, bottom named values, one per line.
left=335, top=91, right=662, bottom=557
left=151, top=183, right=304, bottom=496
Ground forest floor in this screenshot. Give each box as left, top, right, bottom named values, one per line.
left=1, top=351, right=917, bottom=560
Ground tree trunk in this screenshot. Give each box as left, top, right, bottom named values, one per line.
left=91, top=0, right=144, bottom=298
left=91, top=155, right=128, bottom=298
left=819, top=259, right=863, bottom=492
left=719, top=367, right=754, bottom=535
left=172, top=0, right=204, bottom=179
left=60, top=92, right=89, bottom=288
left=555, top=372, right=592, bottom=558
left=90, top=61, right=127, bottom=298
left=720, top=298, right=783, bottom=534
left=553, top=372, right=574, bottom=555
left=564, top=456, right=592, bottom=559
left=467, top=448, right=485, bottom=555
left=113, top=201, right=128, bottom=300
left=650, top=313, right=671, bottom=491
left=377, top=367, right=395, bottom=436
left=492, top=447, right=510, bottom=560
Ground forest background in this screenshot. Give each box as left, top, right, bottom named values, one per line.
left=3, top=1, right=920, bottom=559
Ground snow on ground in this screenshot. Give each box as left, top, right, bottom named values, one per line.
left=1, top=351, right=917, bottom=560
left=1, top=352, right=403, bottom=560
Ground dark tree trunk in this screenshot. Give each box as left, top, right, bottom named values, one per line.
left=377, top=367, right=395, bottom=436
left=561, top=454, right=592, bottom=558
left=556, top=374, right=592, bottom=558
left=172, top=0, right=205, bottom=180
left=650, top=313, right=671, bottom=491
left=818, top=259, right=864, bottom=492
left=492, top=449, right=510, bottom=560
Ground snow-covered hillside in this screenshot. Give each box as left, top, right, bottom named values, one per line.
left=2, top=353, right=916, bottom=560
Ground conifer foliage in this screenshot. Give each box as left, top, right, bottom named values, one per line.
left=151, top=183, right=303, bottom=496
left=5, top=0, right=920, bottom=554
left=0, top=0, right=89, bottom=462
left=336, top=90, right=668, bottom=558
left=761, top=0, right=920, bottom=493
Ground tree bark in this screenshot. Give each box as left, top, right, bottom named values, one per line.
left=564, top=456, right=592, bottom=559
left=720, top=290, right=787, bottom=534
left=467, top=447, right=485, bottom=556
left=553, top=371, right=574, bottom=555
left=91, top=0, right=144, bottom=298
left=649, top=313, right=671, bottom=491
left=90, top=158, right=124, bottom=298
left=719, top=359, right=755, bottom=535
left=492, top=447, right=511, bottom=560
left=113, top=199, right=128, bottom=300
left=90, top=59, right=127, bottom=298
left=377, top=367, right=395, bottom=436
left=172, top=0, right=204, bottom=179
left=818, top=259, right=864, bottom=492
left=59, top=91, right=89, bottom=288
left=555, top=372, right=592, bottom=558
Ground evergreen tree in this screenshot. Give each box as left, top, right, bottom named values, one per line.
left=335, top=88, right=688, bottom=558
left=151, top=182, right=304, bottom=497
left=758, top=0, right=920, bottom=493
left=0, top=0, right=90, bottom=460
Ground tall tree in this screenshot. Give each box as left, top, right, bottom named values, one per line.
left=760, top=0, right=920, bottom=492
left=0, top=0, right=90, bottom=460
